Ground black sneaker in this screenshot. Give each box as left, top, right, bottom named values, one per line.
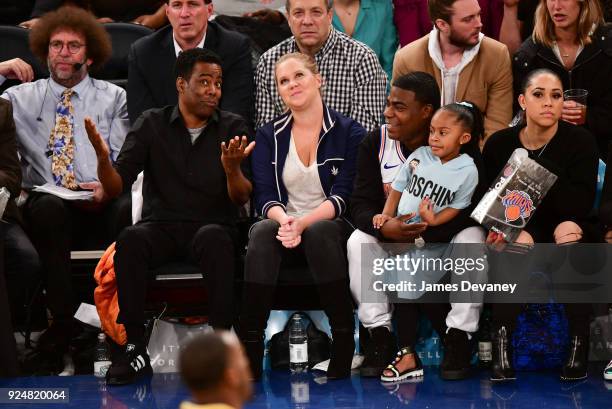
left=106, top=344, right=152, bottom=385
left=360, top=327, right=397, bottom=377
left=440, top=328, right=472, bottom=380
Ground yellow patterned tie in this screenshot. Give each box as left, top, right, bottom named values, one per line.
left=48, top=89, right=78, bottom=189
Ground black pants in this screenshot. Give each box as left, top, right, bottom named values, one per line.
left=241, top=218, right=354, bottom=332
left=114, top=221, right=239, bottom=336
left=394, top=303, right=450, bottom=348
left=3, top=222, right=40, bottom=326
left=0, top=223, right=19, bottom=377
left=244, top=218, right=352, bottom=285
left=23, top=192, right=131, bottom=321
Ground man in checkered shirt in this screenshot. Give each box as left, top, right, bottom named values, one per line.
left=254, top=0, right=388, bottom=131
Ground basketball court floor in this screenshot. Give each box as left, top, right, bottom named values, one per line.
left=1, top=365, right=610, bottom=409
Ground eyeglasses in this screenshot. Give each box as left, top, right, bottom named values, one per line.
left=48, top=41, right=84, bottom=54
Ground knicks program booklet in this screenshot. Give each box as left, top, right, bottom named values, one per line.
left=471, top=148, right=558, bottom=243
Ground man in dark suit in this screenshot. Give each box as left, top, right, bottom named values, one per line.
left=0, top=97, right=40, bottom=377
left=128, top=0, right=254, bottom=126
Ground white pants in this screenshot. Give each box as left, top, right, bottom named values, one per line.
left=347, top=226, right=486, bottom=333
left=347, top=229, right=393, bottom=330
left=446, top=226, right=486, bottom=333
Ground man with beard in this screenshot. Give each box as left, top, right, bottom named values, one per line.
left=348, top=72, right=488, bottom=380
left=1, top=6, right=130, bottom=361
left=392, top=0, right=512, bottom=142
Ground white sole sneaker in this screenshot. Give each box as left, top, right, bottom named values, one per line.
left=604, top=360, right=612, bottom=381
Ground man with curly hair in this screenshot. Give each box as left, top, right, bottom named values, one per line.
left=0, top=6, right=130, bottom=360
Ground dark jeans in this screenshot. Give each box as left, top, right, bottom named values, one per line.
left=23, top=192, right=131, bottom=321
left=114, top=221, right=239, bottom=335
left=0, top=223, right=19, bottom=376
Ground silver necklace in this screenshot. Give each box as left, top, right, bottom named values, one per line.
left=523, top=128, right=550, bottom=158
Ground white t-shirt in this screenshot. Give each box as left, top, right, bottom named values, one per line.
left=389, top=147, right=479, bottom=300
left=282, top=135, right=326, bottom=217
left=187, top=126, right=205, bottom=145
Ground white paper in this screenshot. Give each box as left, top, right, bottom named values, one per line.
left=74, top=302, right=101, bottom=328
left=311, top=354, right=363, bottom=372
left=33, top=183, right=94, bottom=201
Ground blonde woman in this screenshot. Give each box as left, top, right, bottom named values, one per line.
left=513, top=0, right=612, bottom=160
left=240, top=53, right=366, bottom=380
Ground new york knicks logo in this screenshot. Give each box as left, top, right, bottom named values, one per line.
left=501, top=190, right=534, bottom=222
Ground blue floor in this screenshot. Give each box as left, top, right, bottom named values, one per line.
left=1, top=366, right=611, bottom=409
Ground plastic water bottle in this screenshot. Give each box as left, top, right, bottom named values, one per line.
left=291, top=371, right=310, bottom=408
left=289, top=315, right=308, bottom=373
left=94, top=333, right=112, bottom=378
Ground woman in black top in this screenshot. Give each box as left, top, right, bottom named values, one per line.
left=483, top=69, right=598, bottom=382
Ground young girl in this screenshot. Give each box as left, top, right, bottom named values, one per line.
left=373, top=101, right=482, bottom=234
left=373, top=101, right=483, bottom=383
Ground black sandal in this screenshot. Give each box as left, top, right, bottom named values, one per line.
left=380, top=346, right=424, bottom=382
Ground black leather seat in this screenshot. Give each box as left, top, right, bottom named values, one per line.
left=146, top=258, right=322, bottom=317
left=0, top=25, right=48, bottom=91
left=98, top=22, right=153, bottom=88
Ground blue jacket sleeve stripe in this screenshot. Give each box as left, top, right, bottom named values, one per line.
left=328, top=195, right=343, bottom=217
left=262, top=200, right=285, bottom=217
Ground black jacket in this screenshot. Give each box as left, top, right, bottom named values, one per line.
left=127, top=23, right=254, bottom=128
left=513, top=24, right=612, bottom=161
left=350, top=128, right=487, bottom=242
left=483, top=121, right=598, bottom=241
left=0, top=99, right=21, bottom=224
